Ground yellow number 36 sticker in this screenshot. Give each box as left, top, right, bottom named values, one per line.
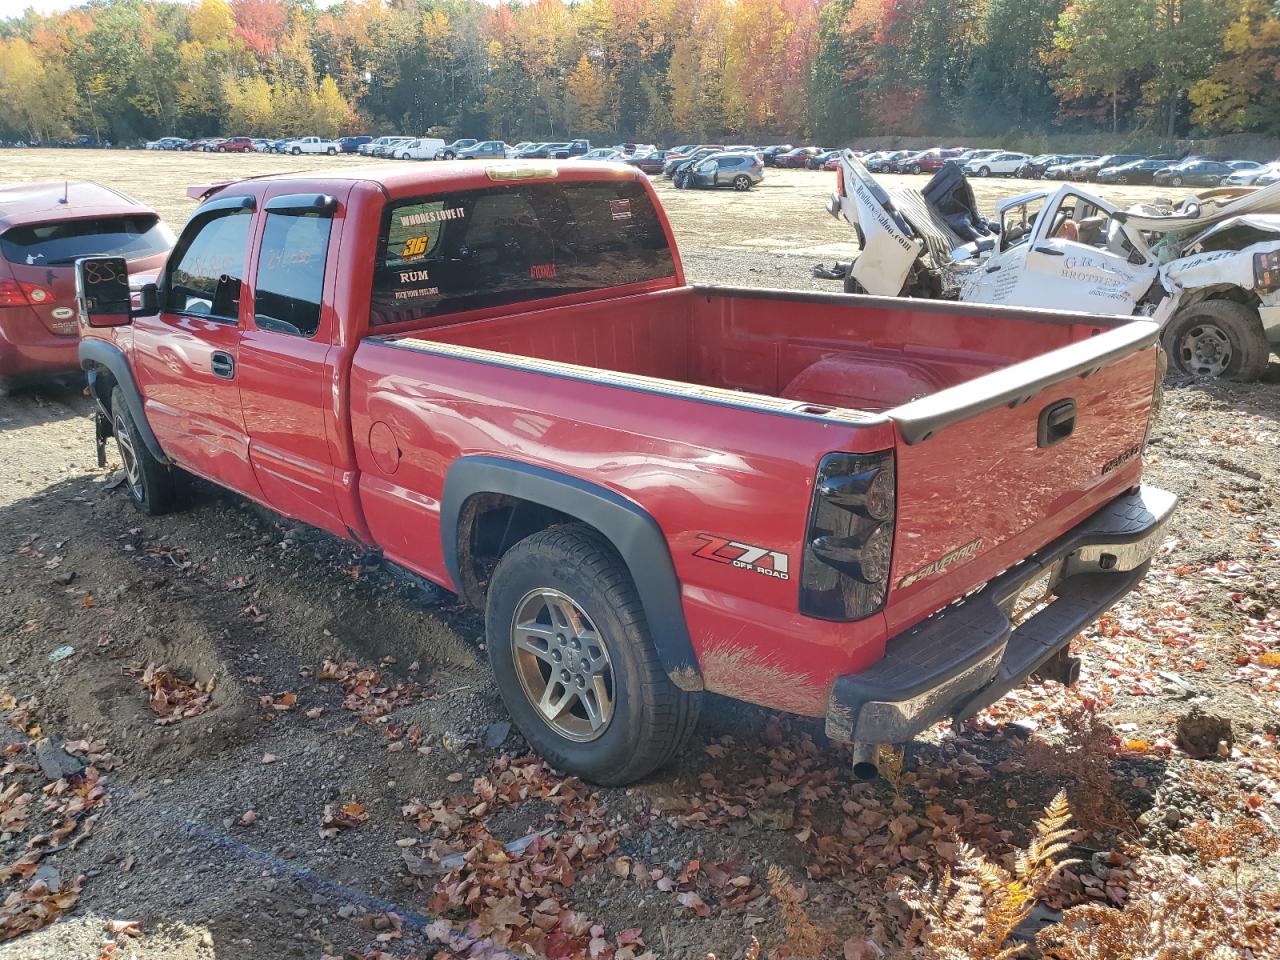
left=401, top=235, right=429, bottom=258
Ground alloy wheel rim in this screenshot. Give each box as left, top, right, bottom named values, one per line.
left=510, top=587, right=614, bottom=742
left=114, top=413, right=144, bottom=499
left=1179, top=324, right=1231, bottom=377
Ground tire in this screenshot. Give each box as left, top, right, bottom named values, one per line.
left=291, top=147, right=301, bottom=155
left=442, top=150, right=455, bottom=160
left=1162, top=299, right=1270, bottom=382
left=910, top=164, right=921, bottom=174
left=110, top=387, right=182, bottom=515
left=216, top=146, right=225, bottom=152
left=978, top=165, right=991, bottom=177
left=732, top=174, right=751, bottom=191
left=398, top=153, right=409, bottom=160
left=485, top=524, right=701, bottom=785
left=1116, top=175, right=1129, bottom=184
left=1171, top=175, right=1183, bottom=186
left=327, top=147, right=336, bottom=155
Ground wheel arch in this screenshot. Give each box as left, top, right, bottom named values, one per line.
left=442, top=456, right=702, bottom=690
left=79, top=338, right=169, bottom=464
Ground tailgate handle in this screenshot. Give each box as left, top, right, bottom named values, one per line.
left=1038, top=398, right=1076, bottom=447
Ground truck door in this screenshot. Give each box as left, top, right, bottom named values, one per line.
left=131, top=195, right=264, bottom=500
left=236, top=190, right=347, bottom=537
left=963, top=190, right=1156, bottom=314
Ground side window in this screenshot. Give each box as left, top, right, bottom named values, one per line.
left=165, top=208, right=252, bottom=321
left=999, top=197, right=1046, bottom=252
left=253, top=210, right=333, bottom=338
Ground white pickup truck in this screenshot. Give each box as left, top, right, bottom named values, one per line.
left=827, top=152, right=1280, bottom=381
left=287, top=136, right=340, bottom=156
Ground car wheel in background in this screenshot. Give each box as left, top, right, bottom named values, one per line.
left=485, top=524, right=700, bottom=786
left=978, top=165, right=991, bottom=177
left=1163, top=299, right=1269, bottom=382
left=291, top=147, right=301, bottom=155
left=1171, top=175, right=1184, bottom=186
left=327, top=147, right=336, bottom=155
left=110, top=387, right=183, bottom=515
left=909, top=164, right=921, bottom=174
left=442, top=150, right=456, bottom=160
left=733, top=174, right=751, bottom=191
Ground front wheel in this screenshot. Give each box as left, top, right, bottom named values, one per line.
left=910, top=164, right=921, bottom=174
left=291, top=147, right=301, bottom=155
left=1116, top=175, right=1129, bottom=184
left=978, top=165, right=991, bottom=177
left=110, top=387, right=182, bottom=515
left=1163, top=299, right=1269, bottom=382
left=442, top=150, right=455, bottom=160
left=485, top=525, right=700, bottom=785
left=1171, top=175, right=1184, bottom=186
left=733, top=174, right=752, bottom=191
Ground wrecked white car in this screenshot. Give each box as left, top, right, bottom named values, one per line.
left=825, top=152, right=1280, bottom=380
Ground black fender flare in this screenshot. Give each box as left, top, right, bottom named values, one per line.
left=79, top=338, right=170, bottom=464
left=441, top=456, right=702, bottom=690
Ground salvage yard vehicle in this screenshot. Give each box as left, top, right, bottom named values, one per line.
left=0, top=180, right=173, bottom=394
left=1153, top=160, right=1235, bottom=187
left=397, top=138, right=447, bottom=161
left=674, top=152, right=763, bottom=190
left=1095, top=158, right=1173, bottom=185
left=289, top=136, right=340, bottom=156
left=964, top=151, right=1029, bottom=177
left=827, top=152, right=1280, bottom=381
left=72, top=159, right=1174, bottom=787
left=457, top=140, right=511, bottom=160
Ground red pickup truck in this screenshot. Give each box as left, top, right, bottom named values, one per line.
left=74, top=161, right=1174, bottom=785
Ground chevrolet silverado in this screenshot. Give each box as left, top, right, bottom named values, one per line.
left=74, top=160, right=1174, bottom=784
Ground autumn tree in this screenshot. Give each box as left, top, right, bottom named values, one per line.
left=1190, top=0, right=1280, bottom=135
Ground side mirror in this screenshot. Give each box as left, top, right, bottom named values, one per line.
left=75, top=256, right=132, bottom=328
left=132, top=282, right=159, bottom=318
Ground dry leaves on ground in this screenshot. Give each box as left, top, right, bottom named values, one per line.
left=123, top=663, right=215, bottom=724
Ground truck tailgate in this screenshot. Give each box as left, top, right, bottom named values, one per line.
left=883, top=320, right=1161, bottom=635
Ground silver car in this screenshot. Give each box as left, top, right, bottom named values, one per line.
left=675, top=152, right=764, bottom=191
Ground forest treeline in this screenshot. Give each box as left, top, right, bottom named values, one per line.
left=0, top=0, right=1276, bottom=148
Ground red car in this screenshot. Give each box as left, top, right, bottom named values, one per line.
left=76, top=161, right=1172, bottom=785
left=773, top=147, right=824, bottom=168
left=899, top=148, right=965, bottom=174
left=218, top=137, right=255, bottom=153
left=0, top=181, right=172, bottom=393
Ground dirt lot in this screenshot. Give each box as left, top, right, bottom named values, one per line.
left=1, top=150, right=1278, bottom=960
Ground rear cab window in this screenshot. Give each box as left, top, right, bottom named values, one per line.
left=0, top=215, right=172, bottom=266
left=370, top=178, right=675, bottom=327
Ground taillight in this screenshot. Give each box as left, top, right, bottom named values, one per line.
left=1255, top=249, right=1280, bottom=292
left=0, top=279, right=54, bottom=307
left=0, top=279, right=25, bottom=307
left=835, top=166, right=846, bottom=198
left=800, top=451, right=895, bottom=620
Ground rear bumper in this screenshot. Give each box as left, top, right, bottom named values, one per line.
left=0, top=307, right=78, bottom=379
left=825, top=484, right=1176, bottom=745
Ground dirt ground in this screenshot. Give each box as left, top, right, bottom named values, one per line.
left=1, top=150, right=1278, bottom=960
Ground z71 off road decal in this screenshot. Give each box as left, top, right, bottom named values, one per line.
left=898, top=537, right=983, bottom=589
left=693, top=535, right=790, bottom=581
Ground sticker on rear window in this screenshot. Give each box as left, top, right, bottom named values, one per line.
left=398, top=207, right=466, bottom=227
left=609, top=199, right=632, bottom=221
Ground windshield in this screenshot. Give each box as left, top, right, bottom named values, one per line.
left=370, top=178, right=675, bottom=327
left=1, top=214, right=172, bottom=266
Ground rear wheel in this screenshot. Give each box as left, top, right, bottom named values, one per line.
left=733, top=174, right=752, bottom=191
left=327, top=147, right=336, bottom=155
left=110, top=387, right=182, bottom=515
left=1163, top=299, right=1270, bottom=381
left=485, top=524, right=700, bottom=785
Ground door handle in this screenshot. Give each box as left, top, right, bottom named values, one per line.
left=1033, top=245, right=1065, bottom=256
left=210, top=351, right=236, bottom=380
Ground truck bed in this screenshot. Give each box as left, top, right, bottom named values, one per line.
left=387, top=285, right=1129, bottom=414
